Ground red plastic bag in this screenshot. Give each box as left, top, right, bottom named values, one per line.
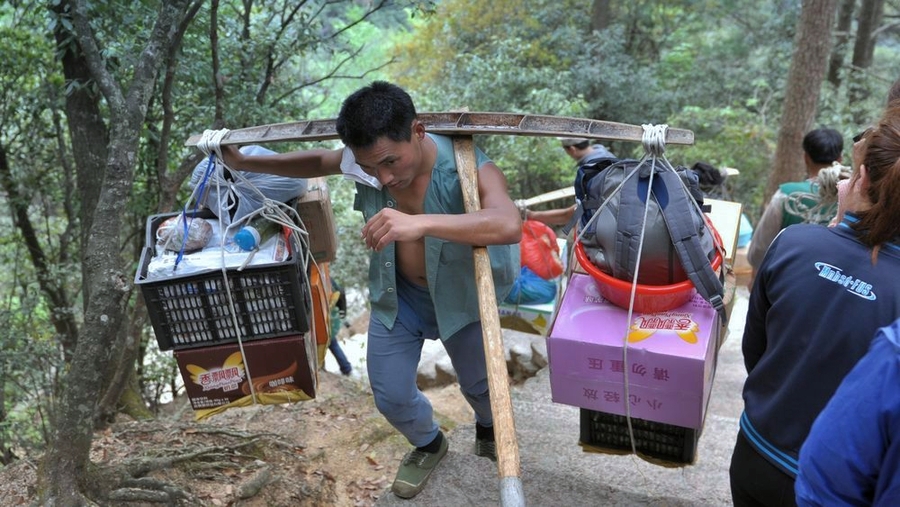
left=520, top=220, right=563, bottom=280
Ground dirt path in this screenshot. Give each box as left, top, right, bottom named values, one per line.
left=0, top=370, right=474, bottom=506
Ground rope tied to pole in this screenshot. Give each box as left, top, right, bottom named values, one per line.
left=575, top=123, right=722, bottom=459
left=641, top=123, right=668, bottom=158
left=186, top=129, right=315, bottom=408
left=617, top=124, right=671, bottom=455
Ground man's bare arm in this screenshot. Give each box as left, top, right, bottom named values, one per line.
left=220, top=145, right=343, bottom=178
left=361, top=163, right=522, bottom=250
left=526, top=205, right=576, bottom=226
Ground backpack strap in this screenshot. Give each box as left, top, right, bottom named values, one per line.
left=655, top=169, right=727, bottom=321
left=576, top=157, right=622, bottom=229
left=611, top=167, right=646, bottom=282
left=560, top=201, right=581, bottom=236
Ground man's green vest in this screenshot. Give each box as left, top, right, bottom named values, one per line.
left=352, top=134, right=519, bottom=340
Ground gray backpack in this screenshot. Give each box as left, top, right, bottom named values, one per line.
left=578, top=158, right=726, bottom=320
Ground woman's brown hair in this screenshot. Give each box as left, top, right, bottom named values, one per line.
left=853, top=104, right=900, bottom=254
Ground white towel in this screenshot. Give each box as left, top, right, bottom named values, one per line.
left=340, top=147, right=382, bottom=190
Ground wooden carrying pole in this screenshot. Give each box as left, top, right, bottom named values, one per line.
left=186, top=112, right=694, bottom=147
left=452, top=136, right=525, bottom=507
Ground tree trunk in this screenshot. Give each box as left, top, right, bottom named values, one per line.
left=95, top=0, right=202, bottom=428
left=0, top=352, right=10, bottom=465
left=591, top=0, right=612, bottom=32
left=118, top=370, right=156, bottom=422
left=52, top=1, right=110, bottom=311
left=765, top=0, right=839, bottom=202
left=95, top=308, right=152, bottom=426
left=826, top=0, right=856, bottom=87
left=849, top=0, right=885, bottom=124
left=37, top=1, right=190, bottom=503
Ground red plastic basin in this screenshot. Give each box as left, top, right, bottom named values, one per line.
left=574, top=220, right=723, bottom=314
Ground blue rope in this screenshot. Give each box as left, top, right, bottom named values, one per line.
left=174, top=152, right=217, bottom=271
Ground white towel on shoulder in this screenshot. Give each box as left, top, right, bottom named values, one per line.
left=340, top=147, right=382, bottom=190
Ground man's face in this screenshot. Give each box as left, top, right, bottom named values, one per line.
left=352, top=121, right=426, bottom=190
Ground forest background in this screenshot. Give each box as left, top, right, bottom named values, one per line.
left=0, top=0, right=897, bottom=503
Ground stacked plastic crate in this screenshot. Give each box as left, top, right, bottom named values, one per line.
left=135, top=209, right=316, bottom=415
left=547, top=271, right=720, bottom=465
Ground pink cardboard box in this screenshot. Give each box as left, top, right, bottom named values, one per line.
left=548, top=273, right=719, bottom=429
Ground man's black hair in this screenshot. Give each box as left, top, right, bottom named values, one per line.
left=691, top=161, right=725, bottom=189
left=335, top=81, right=417, bottom=148
left=802, top=128, right=843, bottom=165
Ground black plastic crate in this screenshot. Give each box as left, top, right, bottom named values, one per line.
left=579, top=408, right=700, bottom=464
left=135, top=210, right=311, bottom=351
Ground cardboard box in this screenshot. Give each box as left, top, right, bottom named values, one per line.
left=294, top=177, right=337, bottom=263
left=309, top=262, right=332, bottom=366
left=547, top=273, right=719, bottom=430
left=704, top=198, right=743, bottom=264
left=499, top=300, right=555, bottom=335
left=175, top=333, right=317, bottom=411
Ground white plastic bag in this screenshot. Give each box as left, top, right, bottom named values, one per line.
left=191, top=145, right=308, bottom=228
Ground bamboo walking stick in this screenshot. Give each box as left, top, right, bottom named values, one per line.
left=452, top=136, right=526, bottom=507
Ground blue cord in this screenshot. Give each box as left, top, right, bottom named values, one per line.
left=174, top=152, right=217, bottom=271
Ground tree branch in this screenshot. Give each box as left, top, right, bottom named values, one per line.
left=327, top=0, right=388, bottom=40
left=68, top=2, right=125, bottom=112
left=270, top=51, right=396, bottom=107
left=210, top=0, right=226, bottom=125
left=0, top=142, right=78, bottom=359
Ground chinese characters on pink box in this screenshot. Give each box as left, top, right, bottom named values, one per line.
left=548, top=273, right=719, bottom=429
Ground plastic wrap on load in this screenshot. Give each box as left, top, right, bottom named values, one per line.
left=156, top=215, right=214, bottom=253
left=505, top=266, right=557, bottom=305
left=145, top=219, right=290, bottom=280
left=191, top=145, right=308, bottom=228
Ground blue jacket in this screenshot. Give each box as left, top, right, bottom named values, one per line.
left=795, top=318, right=900, bottom=506
left=740, top=214, right=900, bottom=477
left=352, top=133, right=519, bottom=340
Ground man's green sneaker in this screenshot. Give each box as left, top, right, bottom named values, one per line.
left=391, top=434, right=449, bottom=499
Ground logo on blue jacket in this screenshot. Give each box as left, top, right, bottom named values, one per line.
left=814, top=262, right=876, bottom=300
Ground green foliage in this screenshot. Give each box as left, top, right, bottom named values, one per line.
left=384, top=0, right=865, bottom=225
left=0, top=5, right=80, bottom=459
left=668, top=105, right=775, bottom=221
left=817, top=39, right=900, bottom=145
left=140, top=343, right=180, bottom=411
left=326, top=174, right=370, bottom=296
left=0, top=296, right=64, bottom=458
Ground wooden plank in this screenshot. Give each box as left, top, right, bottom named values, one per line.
left=186, top=112, right=694, bottom=147
left=705, top=198, right=743, bottom=265
left=519, top=186, right=576, bottom=208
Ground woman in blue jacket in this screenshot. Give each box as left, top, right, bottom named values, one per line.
left=729, top=106, right=900, bottom=506
left=795, top=317, right=900, bottom=506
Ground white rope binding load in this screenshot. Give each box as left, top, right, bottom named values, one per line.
left=575, top=124, right=722, bottom=458
left=180, top=129, right=318, bottom=407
